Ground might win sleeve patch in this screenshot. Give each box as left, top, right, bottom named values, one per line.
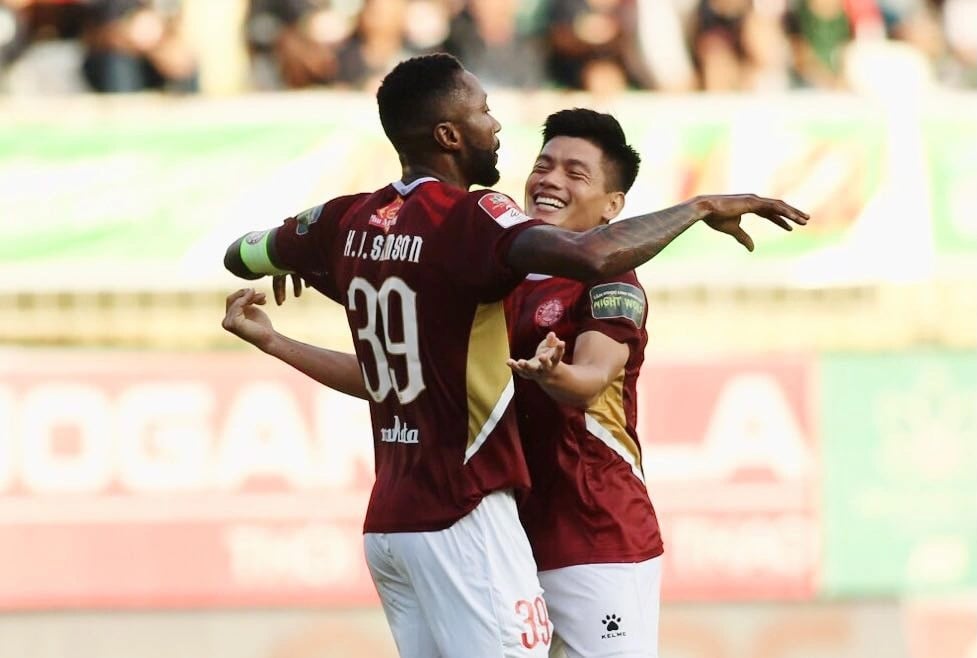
left=589, top=282, right=646, bottom=326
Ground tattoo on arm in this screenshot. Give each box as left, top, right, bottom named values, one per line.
left=507, top=200, right=708, bottom=281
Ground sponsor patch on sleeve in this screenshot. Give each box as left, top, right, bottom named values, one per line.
left=589, top=282, right=646, bottom=326
left=477, top=192, right=534, bottom=228
left=294, top=204, right=324, bottom=235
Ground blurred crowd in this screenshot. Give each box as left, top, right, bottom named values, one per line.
left=0, top=0, right=974, bottom=95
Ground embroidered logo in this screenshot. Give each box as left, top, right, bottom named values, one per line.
left=369, top=196, right=404, bottom=232
left=477, top=193, right=533, bottom=228
left=534, top=299, right=564, bottom=327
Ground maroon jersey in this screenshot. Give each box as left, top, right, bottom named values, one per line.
left=271, top=178, right=546, bottom=533
left=505, top=272, right=663, bottom=570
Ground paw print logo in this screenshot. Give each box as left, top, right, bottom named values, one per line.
left=602, top=614, right=621, bottom=632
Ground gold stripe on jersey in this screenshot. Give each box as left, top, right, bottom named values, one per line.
left=585, top=372, right=644, bottom=482
left=465, top=301, right=514, bottom=464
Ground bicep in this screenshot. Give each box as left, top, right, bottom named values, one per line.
left=506, top=225, right=603, bottom=280
left=573, top=330, right=629, bottom=385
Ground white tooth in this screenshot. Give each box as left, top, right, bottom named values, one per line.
left=535, top=195, right=565, bottom=209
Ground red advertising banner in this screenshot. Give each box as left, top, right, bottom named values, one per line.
left=0, top=350, right=379, bottom=609
left=0, top=350, right=820, bottom=609
left=638, top=356, right=820, bottom=601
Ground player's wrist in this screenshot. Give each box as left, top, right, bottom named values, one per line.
left=253, top=329, right=281, bottom=354
left=689, top=196, right=714, bottom=221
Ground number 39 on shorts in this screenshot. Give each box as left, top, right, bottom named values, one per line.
left=515, top=596, right=551, bottom=649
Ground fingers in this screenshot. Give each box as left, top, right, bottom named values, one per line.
left=543, top=332, right=566, bottom=353
left=273, top=274, right=305, bottom=305
left=539, top=346, right=564, bottom=369
left=222, top=289, right=253, bottom=330
left=760, top=210, right=793, bottom=231
left=225, top=288, right=251, bottom=312
left=273, top=275, right=286, bottom=306
left=775, top=199, right=810, bottom=223
left=732, top=227, right=755, bottom=252
left=223, top=288, right=265, bottom=323
left=506, top=358, right=535, bottom=380
left=757, top=197, right=809, bottom=225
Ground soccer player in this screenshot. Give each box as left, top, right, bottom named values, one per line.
left=504, top=108, right=660, bottom=657
left=223, top=53, right=806, bottom=657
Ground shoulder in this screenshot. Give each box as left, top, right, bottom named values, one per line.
left=291, top=193, right=370, bottom=231
left=460, top=189, right=536, bottom=229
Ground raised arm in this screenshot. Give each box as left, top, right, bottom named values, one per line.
left=222, top=288, right=368, bottom=400
left=506, top=194, right=809, bottom=280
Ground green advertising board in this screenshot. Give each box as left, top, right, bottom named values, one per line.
left=0, top=93, right=972, bottom=289
left=820, top=351, right=977, bottom=596
left=925, top=116, right=977, bottom=255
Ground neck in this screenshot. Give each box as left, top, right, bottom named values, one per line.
left=401, top=157, right=471, bottom=190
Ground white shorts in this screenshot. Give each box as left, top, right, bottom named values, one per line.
left=540, top=557, right=662, bottom=658
left=364, top=490, right=552, bottom=658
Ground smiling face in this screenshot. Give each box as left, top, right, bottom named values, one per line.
left=524, top=136, right=625, bottom=232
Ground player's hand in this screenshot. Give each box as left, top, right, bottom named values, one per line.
left=222, top=288, right=276, bottom=349
left=507, top=332, right=566, bottom=381
left=272, top=273, right=307, bottom=306
left=698, top=194, right=809, bottom=252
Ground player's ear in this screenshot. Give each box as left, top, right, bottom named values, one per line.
left=601, top=191, right=626, bottom=223
left=434, top=121, right=462, bottom=152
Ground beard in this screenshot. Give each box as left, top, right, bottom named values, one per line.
left=466, top=145, right=500, bottom=187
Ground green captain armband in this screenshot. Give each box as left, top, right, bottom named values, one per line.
left=238, top=229, right=291, bottom=276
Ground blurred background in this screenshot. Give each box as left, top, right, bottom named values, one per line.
left=0, top=0, right=975, bottom=657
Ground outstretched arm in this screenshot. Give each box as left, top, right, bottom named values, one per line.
left=507, top=331, right=628, bottom=409
left=222, top=288, right=368, bottom=399
left=506, top=194, right=809, bottom=280
left=224, top=228, right=292, bottom=280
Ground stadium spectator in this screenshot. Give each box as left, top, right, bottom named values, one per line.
left=783, top=0, right=860, bottom=88
left=442, top=0, right=547, bottom=89
left=0, top=0, right=87, bottom=93
left=0, top=0, right=30, bottom=68
left=692, top=0, right=791, bottom=91
left=245, top=0, right=351, bottom=89
left=936, top=0, right=976, bottom=86
left=80, top=0, right=197, bottom=93
left=400, top=0, right=451, bottom=60
left=332, top=0, right=415, bottom=91
left=545, top=0, right=656, bottom=94
left=633, top=0, right=698, bottom=91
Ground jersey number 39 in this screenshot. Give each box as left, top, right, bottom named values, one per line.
left=347, top=276, right=426, bottom=404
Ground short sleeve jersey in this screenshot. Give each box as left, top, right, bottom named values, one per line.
left=504, top=271, right=663, bottom=570
left=271, top=179, right=546, bottom=533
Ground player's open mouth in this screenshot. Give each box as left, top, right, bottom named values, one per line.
left=533, top=195, right=566, bottom=211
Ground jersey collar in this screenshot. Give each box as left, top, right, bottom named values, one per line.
left=393, top=177, right=439, bottom=196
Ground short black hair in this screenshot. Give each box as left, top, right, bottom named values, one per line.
left=376, top=53, right=465, bottom=152
left=541, top=108, right=641, bottom=193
